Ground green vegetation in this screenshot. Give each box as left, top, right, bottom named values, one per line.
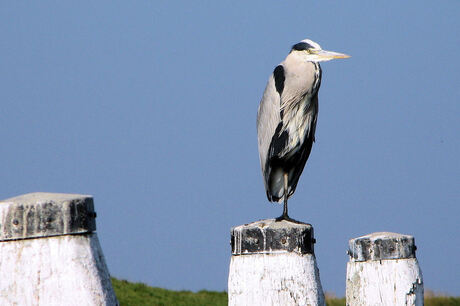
left=429, top=298, right=460, bottom=306
left=323, top=296, right=460, bottom=306
left=322, top=295, right=460, bottom=306
left=112, top=278, right=227, bottom=306
left=325, top=296, right=346, bottom=306
left=112, top=278, right=460, bottom=306
left=425, top=290, right=460, bottom=306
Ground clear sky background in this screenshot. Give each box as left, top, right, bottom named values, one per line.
left=1, top=1, right=459, bottom=296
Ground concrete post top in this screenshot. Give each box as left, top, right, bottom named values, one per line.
left=231, top=219, right=315, bottom=256
left=348, top=232, right=416, bottom=262
left=0, top=192, right=96, bottom=241
left=1, top=192, right=92, bottom=204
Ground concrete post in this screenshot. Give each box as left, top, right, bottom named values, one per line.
left=0, top=192, right=118, bottom=306
left=228, top=219, right=325, bottom=306
left=346, top=232, right=423, bottom=306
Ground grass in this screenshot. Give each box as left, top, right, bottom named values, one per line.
left=425, top=290, right=460, bottom=306
left=112, top=278, right=460, bottom=306
left=111, top=278, right=227, bottom=306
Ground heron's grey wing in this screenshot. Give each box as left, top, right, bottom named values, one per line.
left=257, top=74, right=281, bottom=192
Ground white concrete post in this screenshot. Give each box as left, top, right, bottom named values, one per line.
left=228, top=219, right=325, bottom=306
left=0, top=192, right=118, bottom=306
left=346, top=232, right=424, bottom=306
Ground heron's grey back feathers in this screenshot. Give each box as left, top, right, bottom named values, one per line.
left=257, top=54, right=321, bottom=203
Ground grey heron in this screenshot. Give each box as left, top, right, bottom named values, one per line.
left=257, top=38, right=350, bottom=221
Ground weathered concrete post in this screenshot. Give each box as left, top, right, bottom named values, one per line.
left=228, top=219, right=325, bottom=306
left=0, top=192, right=118, bottom=306
left=346, top=232, right=423, bottom=306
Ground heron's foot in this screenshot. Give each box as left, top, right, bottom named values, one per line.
left=275, top=214, right=303, bottom=224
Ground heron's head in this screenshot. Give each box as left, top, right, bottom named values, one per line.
left=290, top=39, right=350, bottom=62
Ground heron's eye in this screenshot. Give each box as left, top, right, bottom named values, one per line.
left=307, top=49, right=316, bottom=54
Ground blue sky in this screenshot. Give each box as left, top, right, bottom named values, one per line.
left=1, top=1, right=459, bottom=296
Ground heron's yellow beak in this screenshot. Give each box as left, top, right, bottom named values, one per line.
left=316, top=50, right=351, bottom=60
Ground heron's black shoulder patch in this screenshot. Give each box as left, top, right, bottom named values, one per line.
left=291, top=42, right=313, bottom=51
left=273, top=65, right=285, bottom=95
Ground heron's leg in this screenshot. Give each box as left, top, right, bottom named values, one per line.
left=276, top=173, right=291, bottom=221
left=282, top=172, right=289, bottom=218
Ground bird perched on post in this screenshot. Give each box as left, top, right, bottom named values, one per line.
left=257, top=38, right=350, bottom=221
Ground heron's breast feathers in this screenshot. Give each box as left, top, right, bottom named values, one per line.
left=275, top=94, right=317, bottom=158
